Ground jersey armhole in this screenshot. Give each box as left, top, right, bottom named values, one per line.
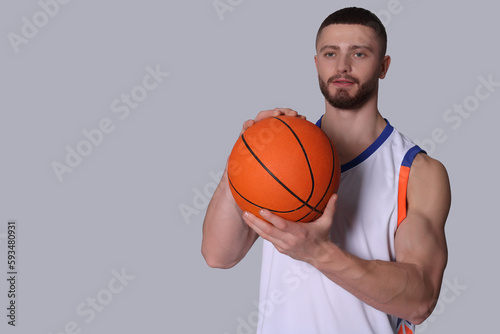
left=397, top=145, right=426, bottom=227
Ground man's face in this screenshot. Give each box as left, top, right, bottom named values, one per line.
left=315, top=24, right=389, bottom=110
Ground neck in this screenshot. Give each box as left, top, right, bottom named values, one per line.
left=320, top=95, right=387, bottom=165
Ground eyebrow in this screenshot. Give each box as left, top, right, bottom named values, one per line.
left=319, top=44, right=374, bottom=53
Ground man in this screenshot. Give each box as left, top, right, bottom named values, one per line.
left=202, top=7, right=450, bottom=334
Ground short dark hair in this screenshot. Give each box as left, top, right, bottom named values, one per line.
left=316, top=7, right=387, bottom=57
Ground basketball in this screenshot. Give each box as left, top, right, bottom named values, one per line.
left=227, top=116, right=340, bottom=222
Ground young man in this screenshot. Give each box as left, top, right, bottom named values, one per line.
left=202, top=7, right=451, bottom=334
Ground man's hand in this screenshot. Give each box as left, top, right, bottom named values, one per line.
left=240, top=108, right=305, bottom=134
left=242, top=193, right=338, bottom=266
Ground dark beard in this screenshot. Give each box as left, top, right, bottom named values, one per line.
left=319, top=74, right=379, bottom=110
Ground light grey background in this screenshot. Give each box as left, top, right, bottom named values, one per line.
left=1, top=0, right=498, bottom=333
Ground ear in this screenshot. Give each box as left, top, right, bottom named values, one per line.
left=379, top=55, right=391, bottom=79
left=314, top=54, right=318, bottom=70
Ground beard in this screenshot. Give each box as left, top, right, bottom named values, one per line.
left=319, top=73, right=379, bottom=110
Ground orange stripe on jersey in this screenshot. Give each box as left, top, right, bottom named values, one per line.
left=397, top=165, right=411, bottom=227
left=397, top=320, right=414, bottom=334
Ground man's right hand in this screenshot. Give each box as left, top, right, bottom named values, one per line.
left=240, top=108, right=305, bottom=135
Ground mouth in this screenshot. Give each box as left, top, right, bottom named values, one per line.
left=331, top=78, right=356, bottom=87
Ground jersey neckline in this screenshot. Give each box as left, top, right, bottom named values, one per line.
left=315, top=115, right=394, bottom=173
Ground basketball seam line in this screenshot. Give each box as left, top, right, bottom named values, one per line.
left=273, top=117, right=316, bottom=208
left=296, top=138, right=336, bottom=221
left=228, top=177, right=302, bottom=213
left=241, top=134, right=315, bottom=211
left=240, top=117, right=321, bottom=213
left=274, top=117, right=327, bottom=220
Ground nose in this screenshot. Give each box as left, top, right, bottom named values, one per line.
left=336, top=55, right=351, bottom=74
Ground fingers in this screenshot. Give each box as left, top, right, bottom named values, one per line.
left=240, top=119, right=255, bottom=135
left=242, top=210, right=290, bottom=239
left=272, top=108, right=306, bottom=120
left=258, top=209, right=289, bottom=231
left=241, top=108, right=305, bottom=134
left=241, top=108, right=298, bottom=133
left=253, top=108, right=282, bottom=122
left=254, top=108, right=306, bottom=122
left=242, top=211, right=273, bottom=240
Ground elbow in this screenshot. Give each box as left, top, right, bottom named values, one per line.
left=204, top=259, right=238, bottom=269
left=203, top=254, right=238, bottom=269
left=201, top=246, right=239, bottom=269
left=407, top=314, right=427, bottom=326
left=406, top=298, right=438, bottom=325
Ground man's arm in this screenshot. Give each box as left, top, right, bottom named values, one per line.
left=242, top=153, right=451, bottom=324
left=201, top=108, right=305, bottom=269
left=201, top=167, right=259, bottom=269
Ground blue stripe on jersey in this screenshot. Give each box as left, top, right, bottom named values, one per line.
left=316, top=117, right=394, bottom=173
left=315, top=116, right=323, bottom=127
left=402, top=145, right=425, bottom=167
left=341, top=120, right=393, bottom=172
left=396, top=318, right=415, bottom=333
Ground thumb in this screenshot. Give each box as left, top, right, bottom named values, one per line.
left=320, top=194, right=337, bottom=221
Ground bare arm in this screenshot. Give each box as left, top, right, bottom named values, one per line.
left=201, top=108, right=305, bottom=268
left=201, top=167, right=259, bottom=269
left=243, top=153, right=451, bottom=324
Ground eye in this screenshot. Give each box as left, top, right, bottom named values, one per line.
left=354, top=52, right=365, bottom=58
left=324, top=52, right=335, bottom=57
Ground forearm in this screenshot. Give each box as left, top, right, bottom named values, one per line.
left=313, top=243, right=436, bottom=324
left=201, top=170, right=258, bottom=268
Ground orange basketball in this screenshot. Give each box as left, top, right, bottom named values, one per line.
left=227, top=116, right=340, bottom=222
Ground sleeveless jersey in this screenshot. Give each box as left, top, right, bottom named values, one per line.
left=255, top=118, right=423, bottom=334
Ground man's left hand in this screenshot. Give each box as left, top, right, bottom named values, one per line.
left=242, top=194, right=338, bottom=265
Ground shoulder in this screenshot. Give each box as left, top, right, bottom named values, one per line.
left=407, top=153, right=451, bottom=227
left=410, top=153, right=449, bottom=189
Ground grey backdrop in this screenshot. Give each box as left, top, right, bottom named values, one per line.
left=1, top=0, right=498, bottom=333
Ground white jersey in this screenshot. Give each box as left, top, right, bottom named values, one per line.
left=256, top=119, right=422, bottom=334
